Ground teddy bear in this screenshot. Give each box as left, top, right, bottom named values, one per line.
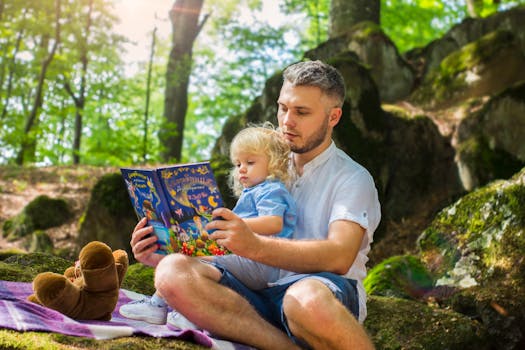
left=27, top=241, right=128, bottom=321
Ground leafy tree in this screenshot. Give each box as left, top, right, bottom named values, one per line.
left=16, top=0, right=62, bottom=165
left=281, top=0, right=330, bottom=50
left=182, top=0, right=297, bottom=161
left=161, top=0, right=209, bottom=163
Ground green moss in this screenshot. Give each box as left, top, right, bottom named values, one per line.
left=2, top=195, right=72, bottom=240
left=365, top=296, right=489, bottom=350
left=419, top=177, right=525, bottom=283
left=444, top=284, right=525, bottom=349
left=121, top=263, right=156, bottom=296
left=24, top=195, right=72, bottom=229
left=350, top=21, right=383, bottom=43
left=89, top=173, right=133, bottom=217
left=2, top=212, right=33, bottom=239
left=0, top=248, right=27, bottom=260
left=365, top=255, right=435, bottom=299
left=3, top=252, right=72, bottom=276
left=0, top=329, right=208, bottom=349
left=382, top=104, right=426, bottom=121
left=413, top=30, right=517, bottom=107
left=27, top=230, right=54, bottom=254
left=0, top=261, right=35, bottom=282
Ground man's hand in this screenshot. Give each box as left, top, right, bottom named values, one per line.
left=206, top=208, right=262, bottom=258
left=130, top=218, right=164, bottom=267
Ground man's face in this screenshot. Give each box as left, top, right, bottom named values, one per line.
left=277, top=81, right=340, bottom=156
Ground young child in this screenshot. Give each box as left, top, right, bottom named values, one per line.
left=119, top=123, right=297, bottom=327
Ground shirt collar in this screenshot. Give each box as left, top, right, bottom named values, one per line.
left=301, top=141, right=335, bottom=174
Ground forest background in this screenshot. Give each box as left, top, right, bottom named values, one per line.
left=1, top=1, right=525, bottom=348
left=2, top=0, right=523, bottom=167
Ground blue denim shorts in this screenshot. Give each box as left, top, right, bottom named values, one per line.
left=210, top=262, right=359, bottom=347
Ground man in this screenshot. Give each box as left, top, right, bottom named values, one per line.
left=130, top=60, right=380, bottom=349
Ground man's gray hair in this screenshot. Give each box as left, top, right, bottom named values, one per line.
left=282, top=60, right=346, bottom=107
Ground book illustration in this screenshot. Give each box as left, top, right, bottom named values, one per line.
left=121, top=162, right=228, bottom=257
left=121, top=169, right=173, bottom=255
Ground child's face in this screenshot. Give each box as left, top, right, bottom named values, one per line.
left=233, top=152, right=270, bottom=188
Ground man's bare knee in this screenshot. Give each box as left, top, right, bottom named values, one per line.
left=283, top=279, right=333, bottom=328
left=154, top=254, right=193, bottom=296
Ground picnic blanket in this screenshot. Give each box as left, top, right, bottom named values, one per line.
left=0, top=280, right=253, bottom=350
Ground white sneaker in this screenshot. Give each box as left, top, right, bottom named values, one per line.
left=167, top=310, right=199, bottom=330
left=119, top=297, right=168, bottom=325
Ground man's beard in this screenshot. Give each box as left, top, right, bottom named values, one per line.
left=289, top=116, right=329, bottom=154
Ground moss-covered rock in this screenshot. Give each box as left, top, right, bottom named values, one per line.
left=0, top=252, right=72, bottom=282
left=412, top=30, right=525, bottom=109
left=77, top=173, right=137, bottom=261
left=26, top=230, right=54, bottom=254
left=417, top=167, right=525, bottom=349
left=2, top=195, right=72, bottom=240
left=306, top=21, right=415, bottom=102
left=418, top=168, right=525, bottom=283
left=365, top=295, right=489, bottom=350
left=406, top=6, right=525, bottom=89
left=365, top=255, right=435, bottom=299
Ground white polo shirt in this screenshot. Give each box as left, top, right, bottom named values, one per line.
left=279, top=141, right=381, bottom=323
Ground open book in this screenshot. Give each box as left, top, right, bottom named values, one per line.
left=120, top=161, right=228, bottom=256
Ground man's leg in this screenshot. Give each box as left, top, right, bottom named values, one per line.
left=283, top=279, right=375, bottom=350
left=154, top=254, right=299, bottom=350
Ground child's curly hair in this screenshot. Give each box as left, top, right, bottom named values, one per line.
left=229, top=123, right=292, bottom=197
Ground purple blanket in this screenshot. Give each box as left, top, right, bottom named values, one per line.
left=0, top=280, right=253, bottom=349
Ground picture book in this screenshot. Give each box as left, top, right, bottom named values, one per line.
left=120, top=161, right=228, bottom=256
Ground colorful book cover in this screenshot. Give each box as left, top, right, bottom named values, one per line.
left=120, top=161, right=228, bottom=256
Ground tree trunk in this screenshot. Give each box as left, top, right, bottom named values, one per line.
left=160, top=0, right=208, bottom=162
left=16, top=0, right=61, bottom=165
left=65, top=0, right=93, bottom=165
left=143, top=26, right=157, bottom=163
left=329, top=0, right=380, bottom=38
left=1, top=8, right=27, bottom=120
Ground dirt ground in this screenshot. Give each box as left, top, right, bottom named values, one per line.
left=0, top=165, right=117, bottom=252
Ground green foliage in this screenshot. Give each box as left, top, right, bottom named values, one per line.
left=281, top=0, right=329, bottom=49
left=365, top=255, right=435, bottom=299
left=1, top=0, right=525, bottom=165
left=184, top=1, right=297, bottom=162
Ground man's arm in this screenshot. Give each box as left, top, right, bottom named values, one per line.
left=208, top=208, right=364, bottom=274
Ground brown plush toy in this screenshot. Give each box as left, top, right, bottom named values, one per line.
left=27, top=241, right=128, bottom=321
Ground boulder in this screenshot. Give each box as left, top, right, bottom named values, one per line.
left=2, top=195, right=72, bottom=241
left=410, top=30, right=525, bottom=110
left=77, top=173, right=136, bottom=261
left=306, top=21, right=416, bottom=103
left=455, top=81, right=525, bottom=190
left=406, top=6, right=525, bottom=81
left=416, top=167, right=525, bottom=349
